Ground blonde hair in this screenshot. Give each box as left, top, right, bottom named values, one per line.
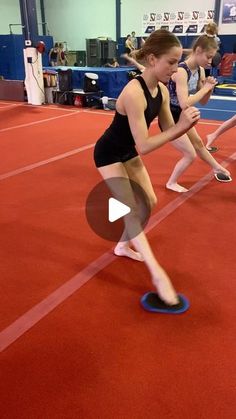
left=205, top=22, right=218, bottom=36
left=192, top=34, right=218, bottom=52
left=136, top=29, right=181, bottom=61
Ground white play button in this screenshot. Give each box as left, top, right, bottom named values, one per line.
left=108, top=198, right=131, bottom=222
left=86, top=177, right=151, bottom=242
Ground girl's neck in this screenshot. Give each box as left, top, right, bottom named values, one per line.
left=185, top=55, right=198, bottom=71
left=141, top=69, right=159, bottom=90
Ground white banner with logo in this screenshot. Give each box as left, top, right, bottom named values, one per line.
left=142, top=10, right=215, bottom=35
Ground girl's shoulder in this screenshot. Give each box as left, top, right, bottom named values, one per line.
left=121, top=78, right=144, bottom=98
left=178, top=62, right=191, bottom=77
left=171, top=64, right=189, bottom=82
left=178, top=62, right=201, bottom=81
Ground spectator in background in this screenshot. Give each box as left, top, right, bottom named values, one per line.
left=49, top=42, right=59, bottom=66
left=124, top=34, right=135, bottom=55
left=131, top=31, right=138, bottom=50
left=58, top=43, right=68, bottom=66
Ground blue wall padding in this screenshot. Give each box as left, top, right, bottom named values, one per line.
left=0, top=34, right=53, bottom=80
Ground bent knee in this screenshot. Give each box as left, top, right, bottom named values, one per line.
left=182, top=148, right=197, bottom=162
left=187, top=149, right=197, bottom=162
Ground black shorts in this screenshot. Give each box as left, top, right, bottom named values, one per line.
left=94, top=135, right=138, bottom=168
left=170, top=105, right=181, bottom=123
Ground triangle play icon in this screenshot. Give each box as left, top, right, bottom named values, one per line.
left=108, top=198, right=131, bottom=222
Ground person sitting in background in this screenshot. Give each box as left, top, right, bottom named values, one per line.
left=49, top=43, right=59, bottom=66
left=105, top=58, right=120, bottom=68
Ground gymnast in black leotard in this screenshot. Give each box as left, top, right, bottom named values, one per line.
left=94, top=76, right=163, bottom=167
left=94, top=29, right=200, bottom=306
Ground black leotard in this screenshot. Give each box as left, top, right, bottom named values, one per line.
left=94, top=76, right=163, bottom=167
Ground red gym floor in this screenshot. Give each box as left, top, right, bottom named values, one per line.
left=0, top=101, right=236, bottom=419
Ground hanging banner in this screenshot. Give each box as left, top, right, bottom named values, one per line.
left=222, top=0, right=236, bottom=23
left=142, top=10, right=215, bottom=34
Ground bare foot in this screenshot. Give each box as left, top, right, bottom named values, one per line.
left=152, top=274, right=179, bottom=306
left=114, top=244, right=144, bottom=261
left=166, top=183, right=188, bottom=193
